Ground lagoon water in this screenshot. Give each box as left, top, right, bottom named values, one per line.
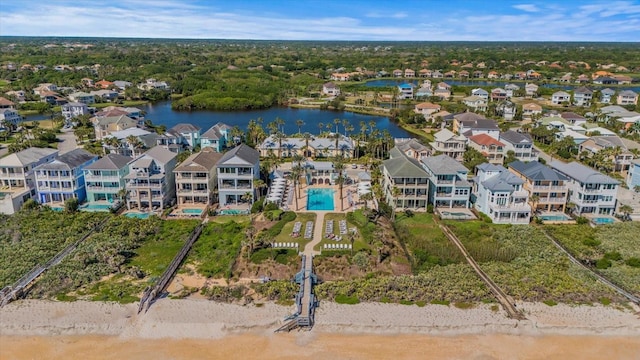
left=141, top=101, right=410, bottom=138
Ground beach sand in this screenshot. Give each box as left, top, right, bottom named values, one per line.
left=1, top=299, right=639, bottom=359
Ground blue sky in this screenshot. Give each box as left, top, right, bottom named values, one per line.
left=2, top=0, right=640, bottom=41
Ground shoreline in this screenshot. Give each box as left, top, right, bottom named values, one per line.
left=1, top=299, right=639, bottom=359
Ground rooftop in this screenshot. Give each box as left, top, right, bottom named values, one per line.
left=84, top=153, right=132, bottom=170
left=421, top=154, right=468, bottom=175
left=549, top=161, right=619, bottom=185
left=509, top=160, right=567, bottom=181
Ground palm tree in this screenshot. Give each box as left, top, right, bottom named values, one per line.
left=530, top=194, right=540, bottom=213
left=334, top=118, right=341, bottom=134
left=126, top=135, right=144, bottom=156
left=104, top=136, right=121, bottom=154
left=289, top=165, right=303, bottom=210
left=391, top=186, right=402, bottom=222
left=360, top=191, right=373, bottom=210
left=241, top=191, right=253, bottom=205
left=243, top=224, right=258, bottom=260
left=253, top=179, right=266, bottom=198
left=317, top=122, right=324, bottom=136
left=342, top=119, right=349, bottom=136
left=295, top=119, right=304, bottom=134
left=272, top=131, right=287, bottom=158
left=229, top=126, right=244, bottom=145
left=302, top=132, right=313, bottom=158
left=332, top=156, right=346, bottom=211
left=275, top=117, right=285, bottom=133
left=619, top=204, right=633, bottom=219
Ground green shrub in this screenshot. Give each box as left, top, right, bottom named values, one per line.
left=595, top=258, right=612, bottom=269
left=625, top=257, right=640, bottom=267
left=335, top=294, right=360, bottom=304
left=399, top=299, right=414, bottom=305
left=415, top=300, right=426, bottom=307
left=263, top=201, right=278, bottom=212
left=603, top=251, right=622, bottom=261
left=265, top=211, right=296, bottom=237
left=427, top=204, right=434, bottom=214
left=430, top=299, right=450, bottom=306
left=454, top=302, right=473, bottom=309
left=600, top=297, right=612, bottom=305
left=576, top=217, right=589, bottom=225
left=251, top=197, right=264, bottom=213
left=543, top=300, right=558, bottom=306
left=582, top=237, right=601, bottom=247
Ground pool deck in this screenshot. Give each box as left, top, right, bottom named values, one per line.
left=291, top=183, right=373, bottom=213
left=539, top=212, right=576, bottom=224
left=436, top=207, right=477, bottom=220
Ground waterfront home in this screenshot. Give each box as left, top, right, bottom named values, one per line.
left=382, top=147, right=430, bottom=211
left=490, top=88, right=508, bottom=102
left=522, top=103, right=542, bottom=118
left=429, top=129, right=466, bottom=162
left=579, top=136, right=635, bottom=173
left=322, top=82, right=340, bottom=96
left=330, top=73, right=351, bottom=81
left=414, top=102, right=441, bottom=117
left=525, top=83, right=538, bottom=97
left=61, top=102, right=89, bottom=121
left=68, top=91, right=95, bottom=105
left=549, top=161, right=619, bottom=215
left=138, top=78, right=169, bottom=91
left=626, top=158, right=640, bottom=190
left=258, top=134, right=354, bottom=158
left=201, top=122, right=230, bottom=152
left=113, top=81, right=132, bottom=90
left=551, top=91, right=571, bottom=105
left=171, top=123, right=201, bottom=149
left=499, top=130, right=538, bottom=162
left=0, top=147, right=58, bottom=214
left=617, top=90, right=638, bottom=105
left=433, top=88, right=451, bottom=100
left=397, top=83, right=414, bottom=99
left=93, top=115, right=138, bottom=140
left=421, top=154, right=471, bottom=208
left=174, top=148, right=222, bottom=208
left=0, top=109, right=21, bottom=129
left=474, top=163, right=531, bottom=224
left=83, top=153, right=132, bottom=206
left=593, top=76, right=619, bottom=85
left=404, top=69, right=415, bottom=78
left=33, top=83, right=58, bottom=96
left=504, top=83, right=519, bottom=98
left=395, top=138, right=431, bottom=160
left=0, top=97, right=16, bottom=109
left=125, top=146, right=177, bottom=211
left=90, top=89, right=119, bottom=102
left=453, top=113, right=500, bottom=140
left=572, top=87, right=593, bottom=106
left=467, top=134, right=505, bottom=165
left=560, top=112, right=587, bottom=126
left=95, top=79, right=114, bottom=89
left=217, top=144, right=260, bottom=207
left=34, top=149, right=98, bottom=205
left=600, top=88, right=616, bottom=104
left=392, top=69, right=403, bottom=77
left=471, top=88, right=489, bottom=102
left=509, top=160, right=568, bottom=213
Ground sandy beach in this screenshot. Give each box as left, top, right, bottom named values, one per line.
left=1, top=298, right=639, bottom=359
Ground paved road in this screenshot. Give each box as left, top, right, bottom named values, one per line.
left=56, top=129, right=79, bottom=154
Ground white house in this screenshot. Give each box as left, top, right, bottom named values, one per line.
left=68, top=91, right=95, bottom=104
left=471, top=88, right=489, bottom=102
left=61, top=102, right=90, bottom=121
left=322, top=82, right=341, bottom=96
left=600, top=88, right=616, bottom=104
left=125, top=146, right=178, bottom=211
left=397, top=83, right=414, bottom=99
left=572, top=87, right=593, bottom=106
left=216, top=144, right=260, bottom=207
left=473, top=163, right=531, bottom=224
left=551, top=91, right=571, bottom=105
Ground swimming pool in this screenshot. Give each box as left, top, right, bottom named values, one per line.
left=218, top=209, right=249, bottom=215
left=125, top=212, right=150, bottom=219
left=592, top=217, right=615, bottom=225
left=80, top=203, right=114, bottom=212
left=0, top=192, right=10, bottom=200
left=307, top=188, right=335, bottom=211
left=539, top=213, right=571, bottom=222
left=182, top=208, right=203, bottom=215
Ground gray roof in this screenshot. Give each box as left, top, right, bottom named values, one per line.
left=472, top=88, right=489, bottom=95
left=481, top=166, right=524, bottom=192
left=500, top=130, right=532, bottom=145
left=421, top=154, right=468, bottom=175
left=573, top=86, right=593, bottom=94
left=35, top=149, right=96, bottom=171
left=201, top=123, right=226, bottom=140
left=433, top=128, right=466, bottom=143
left=84, top=153, right=132, bottom=170
left=144, top=145, right=177, bottom=164
left=396, top=138, right=430, bottom=153
left=218, top=144, right=259, bottom=166
left=174, top=148, right=222, bottom=172
left=456, top=114, right=499, bottom=131
left=170, top=123, right=201, bottom=133
left=454, top=112, right=485, bottom=123
left=553, top=91, right=571, bottom=97
left=509, top=161, right=567, bottom=181
left=138, top=133, right=161, bottom=148
left=383, top=147, right=429, bottom=178
left=549, top=161, right=619, bottom=185
left=0, top=147, right=58, bottom=166
left=258, top=134, right=354, bottom=152
left=600, top=88, right=616, bottom=95
left=619, top=90, right=638, bottom=97
left=96, top=115, right=137, bottom=127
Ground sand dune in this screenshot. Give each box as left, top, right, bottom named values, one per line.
left=1, top=298, right=639, bottom=359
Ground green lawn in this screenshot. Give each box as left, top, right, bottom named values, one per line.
left=187, top=220, right=246, bottom=278
left=274, top=212, right=316, bottom=249
left=314, top=212, right=369, bottom=252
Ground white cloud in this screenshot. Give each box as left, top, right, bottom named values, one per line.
left=513, top=4, right=540, bottom=12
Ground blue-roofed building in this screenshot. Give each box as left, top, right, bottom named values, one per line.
left=397, top=83, right=414, bottom=99
left=473, top=163, right=531, bottom=224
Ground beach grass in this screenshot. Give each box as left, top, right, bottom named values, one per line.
left=187, top=221, right=245, bottom=279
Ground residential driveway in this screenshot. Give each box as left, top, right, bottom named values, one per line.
left=56, top=129, right=78, bottom=154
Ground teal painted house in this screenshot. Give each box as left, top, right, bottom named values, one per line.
left=201, top=122, right=230, bottom=152
left=83, top=154, right=132, bottom=207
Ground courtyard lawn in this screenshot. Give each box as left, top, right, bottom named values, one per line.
left=274, top=212, right=316, bottom=249
left=315, top=212, right=369, bottom=253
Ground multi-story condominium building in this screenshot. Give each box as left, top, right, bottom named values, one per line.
left=617, top=90, right=638, bottom=105
left=61, top=102, right=90, bottom=121
left=34, top=149, right=98, bottom=205
left=626, top=159, right=640, bottom=191
left=579, top=136, right=635, bottom=172
left=125, top=146, right=177, bottom=210
left=201, top=122, right=230, bottom=152
left=474, top=163, right=531, bottom=224
left=499, top=130, right=538, bottom=162
left=395, top=138, right=431, bottom=161
left=453, top=112, right=500, bottom=140
left=0, top=147, right=58, bottom=214
left=467, top=134, right=505, bottom=165
left=572, top=86, right=593, bottom=106
left=509, top=161, right=568, bottom=213
left=174, top=148, right=222, bottom=208
left=429, top=129, right=466, bottom=162
left=421, top=154, right=471, bottom=208
left=83, top=153, right=132, bottom=206
left=217, top=144, right=260, bottom=207
left=550, top=161, right=619, bottom=215
left=257, top=134, right=355, bottom=159
left=382, top=147, right=430, bottom=211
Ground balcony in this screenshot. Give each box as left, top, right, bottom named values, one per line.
left=219, top=184, right=252, bottom=190
left=540, top=197, right=567, bottom=203
left=582, top=188, right=601, bottom=193
left=531, top=185, right=566, bottom=191
left=0, top=172, right=25, bottom=179
left=84, top=174, right=121, bottom=182
left=86, top=185, right=121, bottom=192
left=178, top=188, right=209, bottom=194
left=127, top=182, right=163, bottom=188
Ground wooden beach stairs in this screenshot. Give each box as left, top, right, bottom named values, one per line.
left=275, top=254, right=318, bottom=332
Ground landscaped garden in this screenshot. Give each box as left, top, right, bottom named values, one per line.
left=545, top=223, right=640, bottom=295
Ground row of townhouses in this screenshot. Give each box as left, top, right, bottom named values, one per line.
left=0, top=143, right=260, bottom=215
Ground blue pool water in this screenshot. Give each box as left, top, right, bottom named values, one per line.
left=307, top=188, right=335, bottom=211
left=592, top=217, right=615, bottom=225
left=218, top=209, right=249, bottom=215
left=80, top=203, right=114, bottom=212
left=540, top=214, right=571, bottom=221
left=125, top=212, right=150, bottom=219
left=183, top=208, right=203, bottom=215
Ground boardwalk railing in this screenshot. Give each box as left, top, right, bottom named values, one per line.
left=275, top=254, right=318, bottom=332
left=138, top=222, right=204, bottom=314
left=0, top=218, right=109, bottom=307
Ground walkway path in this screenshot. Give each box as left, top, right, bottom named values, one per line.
left=304, top=212, right=325, bottom=256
